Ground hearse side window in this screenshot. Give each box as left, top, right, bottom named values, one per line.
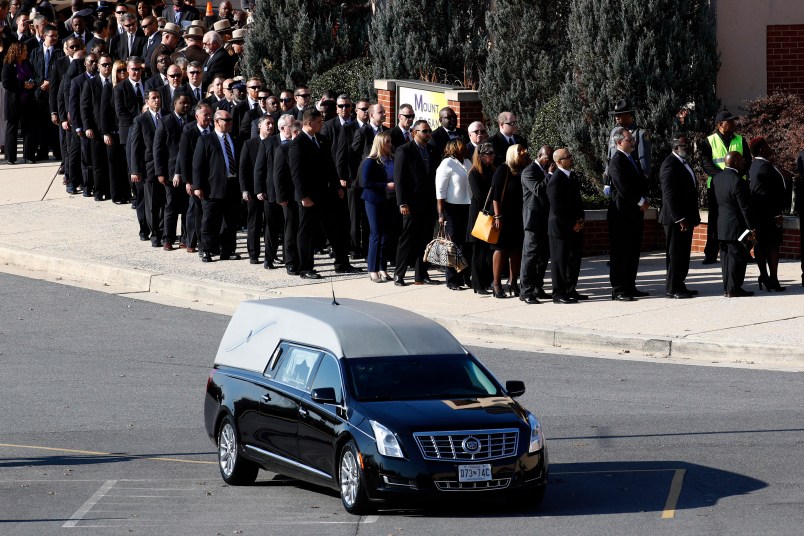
left=274, top=346, right=321, bottom=390
left=310, top=354, right=343, bottom=403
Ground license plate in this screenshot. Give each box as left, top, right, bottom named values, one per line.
left=458, top=464, right=492, bottom=482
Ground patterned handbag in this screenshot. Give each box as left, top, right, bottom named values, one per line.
left=424, top=223, right=469, bottom=272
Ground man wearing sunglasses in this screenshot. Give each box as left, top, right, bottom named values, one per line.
left=491, top=111, right=527, bottom=166
left=292, top=85, right=311, bottom=120
left=465, top=120, right=488, bottom=160
left=393, top=120, right=440, bottom=286
left=30, top=24, right=63, bottom=162
left=429, top=106, right=467, bottom=160
left=232, top=76, right=263, bottom=138
left=79, top=53, right=113, bottom=202
left=109, top=13, right=143, bottom=61
left=389, top=103, right=414, bottom=149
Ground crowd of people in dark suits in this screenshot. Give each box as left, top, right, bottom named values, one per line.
left=1, top=1, right=802, bottom=296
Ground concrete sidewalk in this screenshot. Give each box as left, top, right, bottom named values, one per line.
left=2, top=161, right=803, bottom=368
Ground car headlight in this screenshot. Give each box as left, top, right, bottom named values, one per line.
left=528, top=414, right=545, bottom=453
left=370, top=420, right=404, bottom=458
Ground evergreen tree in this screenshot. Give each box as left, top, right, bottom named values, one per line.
left=559, top=0, right=719, bottom=193
left=244, top=0, right=369, bottom=92
left=480, top=0, right=569, bottom=137
left=370, top=0, right=487, bottom=87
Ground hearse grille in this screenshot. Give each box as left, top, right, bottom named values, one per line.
left=434, top=478, right=511, bottom=491
left=413, top=429, right=519, bottom=461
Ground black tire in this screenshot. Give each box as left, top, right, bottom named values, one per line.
left=338, top=440, right=375, bottom=514
left=217, top=415, right=259, bottom=485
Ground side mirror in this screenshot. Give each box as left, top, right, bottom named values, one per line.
left=311, top=387, right=337, bottom=404
left=505, top=380, right=526, bottom=398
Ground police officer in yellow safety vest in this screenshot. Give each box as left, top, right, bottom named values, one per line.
left=700, top=110, right=752, bottom=264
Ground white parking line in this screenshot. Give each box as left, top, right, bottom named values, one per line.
left=62, top=479, right=117, bottom=528
left=362, top=515, right=379, bottom=523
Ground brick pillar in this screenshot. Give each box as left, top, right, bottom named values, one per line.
left=445, top=90, right=483, bottom=130
left=375, top=80, right=397, bottom=128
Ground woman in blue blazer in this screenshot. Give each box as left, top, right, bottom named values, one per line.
left=361, top=131, right=397, bottom=283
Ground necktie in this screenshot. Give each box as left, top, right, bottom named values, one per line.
left=508, top=137, right=514, bottom=145
left=44, top=48, right=51, bottom=78
left=201, top=129, right=209, bottom=136
left=312, top=135, right=320, bottom=149
left=418, top=144, right=429, bottom=169
left=627, top=153, right=639, bottom=172
left=178, top=115, right=184, bottom=128
left=195, top=88, right=200, bottom=102
left=404, top=130, right=410, bottom=142
left=135, top=83, right=143, bottom=108
left=154, top=113, right=160, bottom=128
left=128, top=35, right=134, bottom=56
left=224, top=135, right=236, bottom=176
left=252, top=101, right=259, bottom=110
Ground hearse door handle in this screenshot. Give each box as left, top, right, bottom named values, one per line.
left=261, top=394, right=271, bottom=402
left=298, top=407, right=308, bottom=417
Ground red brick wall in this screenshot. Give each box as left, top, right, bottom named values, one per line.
left=377, top=89, right=396, bottom=128
left=446, top=99, right=483, bottom=130
left=767, top=25, right=804, bottom=95
left=692, top=221, right=801, bottom=260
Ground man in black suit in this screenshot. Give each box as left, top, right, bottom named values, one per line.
left=80, top=52, right=112, bottom=201
left=244, top=88, right=272, bottom=139
left=277, top=88, right=297, bottom=117
left=200, top=31, right=232, bottom=88
left=547, top=148, right=585, bottom=304
left=321, top=93, right=354, bottom=254
left=336, top=98, right=370, bottom=257
left=465, top=120, right=488, bottom=161
left=393, top=119, right=439, bottom=285
left=116, top=57, right=146, bottom=224
left=212, top=77, right=236, bottom=113
left=157, top=63, right=182, bottom=112
left=29, top=24, right=62, bottom=161
left=231, top=75, right=262, bottom=139
left=429, top=106, right=467, bottom=159
left=520, top=145, right=555, bottom=303
left=109, top=13, right=143, bottom=61
left=292, top=85, right=311, bottom=120
left=58, top=48, right=85, bottom=193
left=176, top=60, right=204, bottom=106
left=144, top=51, right=170, bottom=91
left=177, top=103, right=213, bottom=252
left=607, top=127, right=650, bottom=301
left=289, top=108, right=361, bottom=278
left=273, top=115, right=301, bottom=274
left=353, top=103, right=387, bottom=160
left=154, top=93, right=191, bottom=250
left=491, top=111, right=528, bottom=167
left=659, top=134, right=701, bottom=298
left=129, top=89, right=164, bottom=246
left=243, top=114, right=276, bottom=266
left=713, top=152, right=756, bottom=297
left=192, top=109, right=241, bottom=262
left=389, top=102, right=414, bottom=149
left=139, top=16, right=160, bottom=75
left=68, top=53, right=97, bottom=197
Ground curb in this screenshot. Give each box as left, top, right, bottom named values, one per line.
left=3, top=245, right=803, bottom=367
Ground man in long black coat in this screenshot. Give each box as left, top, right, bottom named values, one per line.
left=658, top=134, right=701, bottom=298
left=129, top=89, right=165, bottom=246
left=154, top=93, right=191, bottom=250
left=547, top=148, right=585, bottom=304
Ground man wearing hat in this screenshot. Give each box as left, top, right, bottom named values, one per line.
left=227, top=28, right=244, bottom=77
left=173, top=25, right=208, bottom=65
left=212, top=19, right=232, bottom=43
left=700, top=110, right=751, bottom=264
left=148, top=21, right=180, bottom=75
left=604, top=98, right=651, bottom=196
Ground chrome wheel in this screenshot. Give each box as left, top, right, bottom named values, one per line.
left=340, top=449, right=359, bottom=508
left=219, top=421, right=236, bottom=478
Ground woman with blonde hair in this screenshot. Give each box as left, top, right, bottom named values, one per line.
left=104, top=59, right=132, bottom=204
left=435, top=138, right=472, bottom=290
left=360, top=131, right=397, bottom=283
left=490, top=144, right=530, bottom=298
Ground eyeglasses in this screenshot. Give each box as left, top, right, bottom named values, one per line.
left=188, top=71, right=201, bottom=75
left=247, top=85, right=262, bottom=90
left=99, top=63, right=112, bottom=67
left=417, top=129, right=432, bottom=134
left=258, top=96, right=270, bottom=100
left=558, top=155, right=573, bottom=161
left=167, top=73, right=182, bottom=78
left=337, top=103, right=352, bottom=109
left=68, top=45, right=82, bottom=50
left=279, top=97, right=293, bottom=102
left=116, top=10, right=128, bottom=14
left=503, top=121, right=517, bottom=126
left=224, top=86, right=233, bottom=90
left=124, top=23, right=135, bottom=28
left=356, top=107, right=369, bottom=112
left=295, top=93, right=310, bottom=98
left=470, top=129, right=487, bottom=135
left=401, top=114, right=415, bottom=119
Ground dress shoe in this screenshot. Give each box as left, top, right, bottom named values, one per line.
left=380, top=273, right=393, bottom=282
left=5, top=160, right=16, bottom=165
left=94, top=196, right=105, bottom=202
left=178, top=243, right=187, bottom=249
left=24, top=159, right=37, bottom=164
left=447, top=283, right=464, bottom=290
left=701, top=258, right=718, bottom=265
left=414, top=277, right=441, bottom=285
left=553, top=296, right=578, bottom=304
left=263, top=261, right=276, bottom=270
left=394, top=277, right=407, bottom=287
left=570, top=291, right=589, bottom=300
left=139, top=233, right=149, bottom=241
left=186, top=247, right=197, bottom=253
left=534, top=289, right=552, bottom=299
left=300, top=271, right=322, bottom=280
left=249, top=258, right=261, bottom=265
left=66, top=186, right=77, bottom=194
left=521, top=296, right=541, bottom=304
left=112, top=199, right=127, bottom=205
left=474, top=288, right=491, bottom=295
left=680, top=287, right=699, bottom=295
left=151, top=240, right=163, bottom=248
left=493, top=285, right=507, bottom=299
left=201, top=252, right=214, bottom=263
left=629, top=289, right=650, bottom=297
left=162, top=243, right=174, bottom=251
left=286, top=267, right=299, bottom=276
left=666, top=292, right=692, bottom=299
left=57, top=164, right=64, bottom=174
left=335, top=265, right=363, bottom=274
left=612, top=293, right=635, bottom=301
left=220, top=253, right=241, bottom=261
left=725, top=288, right=754, bottom=298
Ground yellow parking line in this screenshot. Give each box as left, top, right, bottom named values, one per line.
left=661, top=469, right=686, bottom=519
left=0, top=443, right=216, bottom=465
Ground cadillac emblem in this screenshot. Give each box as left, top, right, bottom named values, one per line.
left=462, top=436, right=481, bottom=454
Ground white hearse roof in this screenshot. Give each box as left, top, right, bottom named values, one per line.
left=214, top=298, right=466, bottom=372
